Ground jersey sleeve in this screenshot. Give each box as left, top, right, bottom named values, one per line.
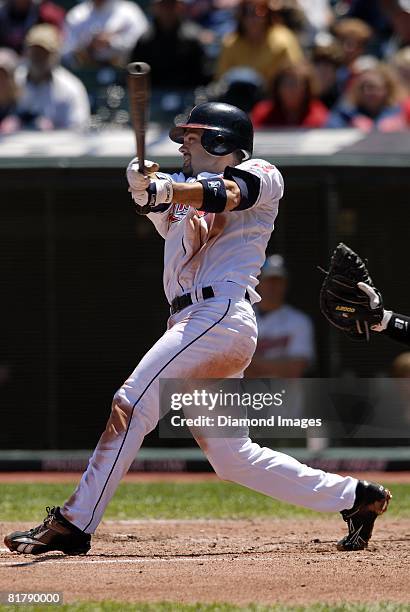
left=233, top=158, right=284, bottom=210
left=146, top=208, right=171, bottom=239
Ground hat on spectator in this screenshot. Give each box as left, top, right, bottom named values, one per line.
left=0, top=48, right=19, bottom=73
left=261, top=254, right=288, bottom=279
left=25, top=24, right=61, bottom=54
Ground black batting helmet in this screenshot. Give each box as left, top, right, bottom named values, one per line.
left=169, top=102, right=253, bottom=160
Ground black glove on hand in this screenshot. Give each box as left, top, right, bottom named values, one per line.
left=320, top=243, right=384, bottom=341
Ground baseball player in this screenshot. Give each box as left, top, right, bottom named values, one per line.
left=5, top=103, right=390, bottom=556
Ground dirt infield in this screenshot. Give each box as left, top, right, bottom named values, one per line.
left=1, top=518, right=409, bottom=606
left=1, top=473, right=409, bottom=605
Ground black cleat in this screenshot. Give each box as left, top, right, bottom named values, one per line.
left=337, top=480, right=392, bottom=551
left=4, top=506, right=91, bottom=555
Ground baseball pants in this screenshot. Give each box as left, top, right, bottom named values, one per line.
left=62, top=292, right=357, bottom=533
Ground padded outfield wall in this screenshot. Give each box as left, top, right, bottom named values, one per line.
left=1, top=129, right=410, bottom=450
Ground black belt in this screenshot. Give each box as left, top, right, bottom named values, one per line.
left=170, top=286, right=250, bottom=316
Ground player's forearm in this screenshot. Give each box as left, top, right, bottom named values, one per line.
left=127, top=161, right=243, bottom=212
left=171, top=182, right=203, bottom=207
left=382, top=312, right=410, bottom=346
left=172, top=180, right=241, bottom=211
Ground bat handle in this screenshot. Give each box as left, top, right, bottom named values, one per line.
left=135, top=134, right=151, bottom=216
left=137, top=136, right=146, bottom=175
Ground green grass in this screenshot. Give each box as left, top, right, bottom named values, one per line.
left=0, top=602, right=409, bottom=612
left=0, top=481, right=409, bottom=522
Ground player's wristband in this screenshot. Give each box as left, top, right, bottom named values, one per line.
left=198, top=178, right=227, bottom=213
left=384, top=312, right=410, bottom=346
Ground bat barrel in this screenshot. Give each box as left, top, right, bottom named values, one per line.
left=127, top=61, right=151, bottom=175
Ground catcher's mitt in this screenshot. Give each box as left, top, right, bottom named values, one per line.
left=320, top=243, right=383, bottom=341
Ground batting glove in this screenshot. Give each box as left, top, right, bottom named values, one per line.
left=130, top=173, right=174, bottom=212
left=126, top=158, right=160, bottom=191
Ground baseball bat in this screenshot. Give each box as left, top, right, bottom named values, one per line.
left=126, top=61, right=151, bottom=175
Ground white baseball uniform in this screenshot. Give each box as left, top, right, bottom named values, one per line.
left=62, top=158, right=357, bottom=533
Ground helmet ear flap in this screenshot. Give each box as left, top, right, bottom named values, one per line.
left=201, top=130, right=238, bottom=157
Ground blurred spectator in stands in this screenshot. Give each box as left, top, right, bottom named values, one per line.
left=216, top=0, right=303, bottom=86
left=332, top=17, right=374, bottom=91
left=381, top=0, right=410, bottom=57
left=391, top=46, right=410, bottom=124
left=245, top=255, right=315, bottom=378
left=326, top=62, right=407, bottom=130
left=131, top=0, right=208, bottom=88
left=62, top=0, right=148, bottom=68
left=15, top=24, right=90, bottom=129
left=297, top=0, right=334, bottom=44
left=347, top=0, right=392, bottom=57
left=199, top=66, right=264, bottom=112
left=269, top=0, right=331, bottom=50
left=184, top=0, right=238, bottom=58
left=0, top=48, right=21, bottom=133
left=268, top=0, right=306, bottom=35
left=251, top=61, right=329, bottom=127
left=333, top=18, right=373, bottom=64
left=390, top=46, right=410, bottom=95
left=0, top=0, right=64, bottom=54
left=311, top=34, right=344, bottom=108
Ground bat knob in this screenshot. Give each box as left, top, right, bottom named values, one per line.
left=127, top=62, right=151, bottom=76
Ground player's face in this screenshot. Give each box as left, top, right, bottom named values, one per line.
left=179, top=129, right=232, bottom=176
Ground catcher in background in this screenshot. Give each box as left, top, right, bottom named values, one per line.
left=320, top=243, right=410, bottom=346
